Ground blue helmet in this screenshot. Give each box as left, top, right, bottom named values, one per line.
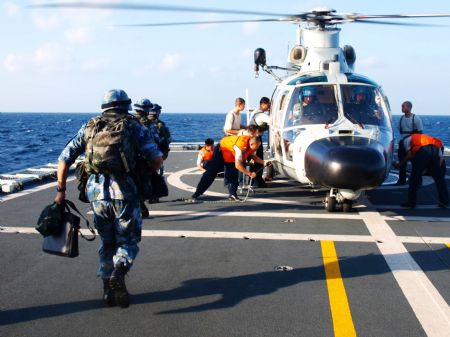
left=150, top=103, right=162, bottom=115
left=353, top=86, right=372, bottom=102
left=134, top=97, right=153, bottom=113
left=101, top=89, right=132, bottom=112
left=354, top=86, right=368, bottom=95
left=301, top=86, right=317, bottom=97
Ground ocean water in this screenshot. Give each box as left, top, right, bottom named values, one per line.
left=1, top=112, right=449, bottom=174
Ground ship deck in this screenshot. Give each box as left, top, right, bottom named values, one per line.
left=1, top=150, right=449, bottom=337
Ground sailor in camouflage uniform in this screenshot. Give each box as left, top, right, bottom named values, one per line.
left=55, top=89, right=163, bottom=308
left=148, top=103, right=171, bottom=162
left=133, top=98, right=163, bottom=215
left=134, top=98, right=161, bottom=146
left=146, top=103, right=171, bottom=202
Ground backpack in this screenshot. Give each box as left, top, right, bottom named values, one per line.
left=84, top=113, right=138, bottom=175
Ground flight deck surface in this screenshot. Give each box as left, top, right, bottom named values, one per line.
left=1, top=150, right=449, bottom=337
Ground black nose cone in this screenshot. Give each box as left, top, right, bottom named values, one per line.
left=305, top=137, right=386, bottom=190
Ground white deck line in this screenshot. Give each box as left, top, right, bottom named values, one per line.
left=383, top=215, right=450, bottom=222
left=2, top=227, right=450, bottom=245
left=0, top=177, right=76, bottom=203
left=141, top=209, right=362, bottom=220
left=86, top=209, right=361, bottom=219
left=167, top=166, right=322, bottom=206
left=399, top=236, right=450, bottom=244
left=359, top=196, right=450, bottom=337
left=374, top=204, right=446, bottom=210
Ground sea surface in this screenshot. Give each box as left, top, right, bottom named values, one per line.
left=1, top=112, right=450, bottom=174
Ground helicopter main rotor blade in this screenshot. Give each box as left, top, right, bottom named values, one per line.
left=117, top=18, right=290, bottom=27
left=351, top=13, right=450, bottom=20
left=32, top=2, right=294, bottom=17
left=30, top=3, right=450, bottom=28
left=352, top=19, right=448, bottom=27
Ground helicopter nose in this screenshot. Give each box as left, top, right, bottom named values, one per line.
left=304, top=136, right=386, bottom=190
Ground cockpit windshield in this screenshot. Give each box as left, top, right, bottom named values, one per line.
left=284, top=85, right=339, bottom=127
left=341, top=85, right=390, bottom=128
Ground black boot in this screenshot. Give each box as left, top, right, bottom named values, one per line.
left=102, top=278, right=115, bottom=307
left=140, top=200, right=149, bottom=218
left=109, top=262, right=130, bottom=308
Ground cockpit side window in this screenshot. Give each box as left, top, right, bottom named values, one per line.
left=342, top=85, right=390, bottom=127
left=285, top=85, right=338, bottom=127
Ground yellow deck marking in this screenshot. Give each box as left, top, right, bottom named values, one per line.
left=321, top=240, right=357, bottom=337
left=446, top=243, right=450, bottom=249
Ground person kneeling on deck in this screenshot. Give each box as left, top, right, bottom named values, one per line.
left=190, top=136, right=267, bottom=202
left=394, top=133, right=448, bottom=208
left=197, top=138, right=215, bottom=172
left=55, top=89, right=163, bottom=308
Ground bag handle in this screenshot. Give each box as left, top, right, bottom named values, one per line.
left=64, top=199, right=96, bottom=241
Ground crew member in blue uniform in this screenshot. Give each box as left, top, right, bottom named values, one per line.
left=55, top=89, right=162, bottom=308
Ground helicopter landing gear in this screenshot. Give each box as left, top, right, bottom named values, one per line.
left=324, top=189, right=359, bottom=212
left=325, top=192, right=336, bottom=212
left=342, top=199, right=353, bottom=213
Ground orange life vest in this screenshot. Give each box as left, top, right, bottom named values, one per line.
left=410, top=134, right=443, bottom=156
left=199, top=146, right=213, bottom=161
left=220, top=135, right=253, bottom=163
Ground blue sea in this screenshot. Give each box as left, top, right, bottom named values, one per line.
left=1, top=112, right=450, bottom=174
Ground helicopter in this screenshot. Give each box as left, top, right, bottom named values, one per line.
left=33, top=3, right=450, bottom=212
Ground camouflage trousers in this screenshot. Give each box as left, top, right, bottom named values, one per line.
left=91, top=199, right=142, bottom=278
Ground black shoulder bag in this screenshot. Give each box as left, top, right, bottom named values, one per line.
left=42, top=199, right=96, bottom=258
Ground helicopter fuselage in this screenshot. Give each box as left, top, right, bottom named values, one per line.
left=268, top=71, right=394, bottom=199
left=253, top=27, right=395, bottom=210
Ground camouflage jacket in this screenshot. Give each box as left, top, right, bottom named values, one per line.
left=135, top=114, right=162, bottom=148
left=58, top=113, right=162, bottom=201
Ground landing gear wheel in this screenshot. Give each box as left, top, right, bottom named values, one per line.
left=325, top=193, right=336, bottom=212
left=342, top=199, right=353, bottom=212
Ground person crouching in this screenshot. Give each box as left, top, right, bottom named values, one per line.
left=191, top=136, right=267, bottom=201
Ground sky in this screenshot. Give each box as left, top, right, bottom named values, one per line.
left=1, top=0, right=450, bottom=114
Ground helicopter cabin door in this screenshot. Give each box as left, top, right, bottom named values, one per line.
left=270, top=88, right=292, bottom=164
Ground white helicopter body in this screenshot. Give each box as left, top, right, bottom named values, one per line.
left=256, top=26, right=394, bottom=211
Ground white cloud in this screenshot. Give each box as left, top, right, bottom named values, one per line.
left=65, top=27, right=92, bottom=44
left=4, top=42, right=74, bottom=73
left=160, top=53, right=181, bottom=72
left=3, top=54, right=25, bottom=72
left=33, top=42, right=73, bottom=72
left=32, top=13, right=61, bottom=30
left=4, top=1, right=20, bottom=17
left=31, top=2, right=114, bottom=42
left=242, top=22, right=260, bottom=36
left=80, top=58, right=109, bottom=72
